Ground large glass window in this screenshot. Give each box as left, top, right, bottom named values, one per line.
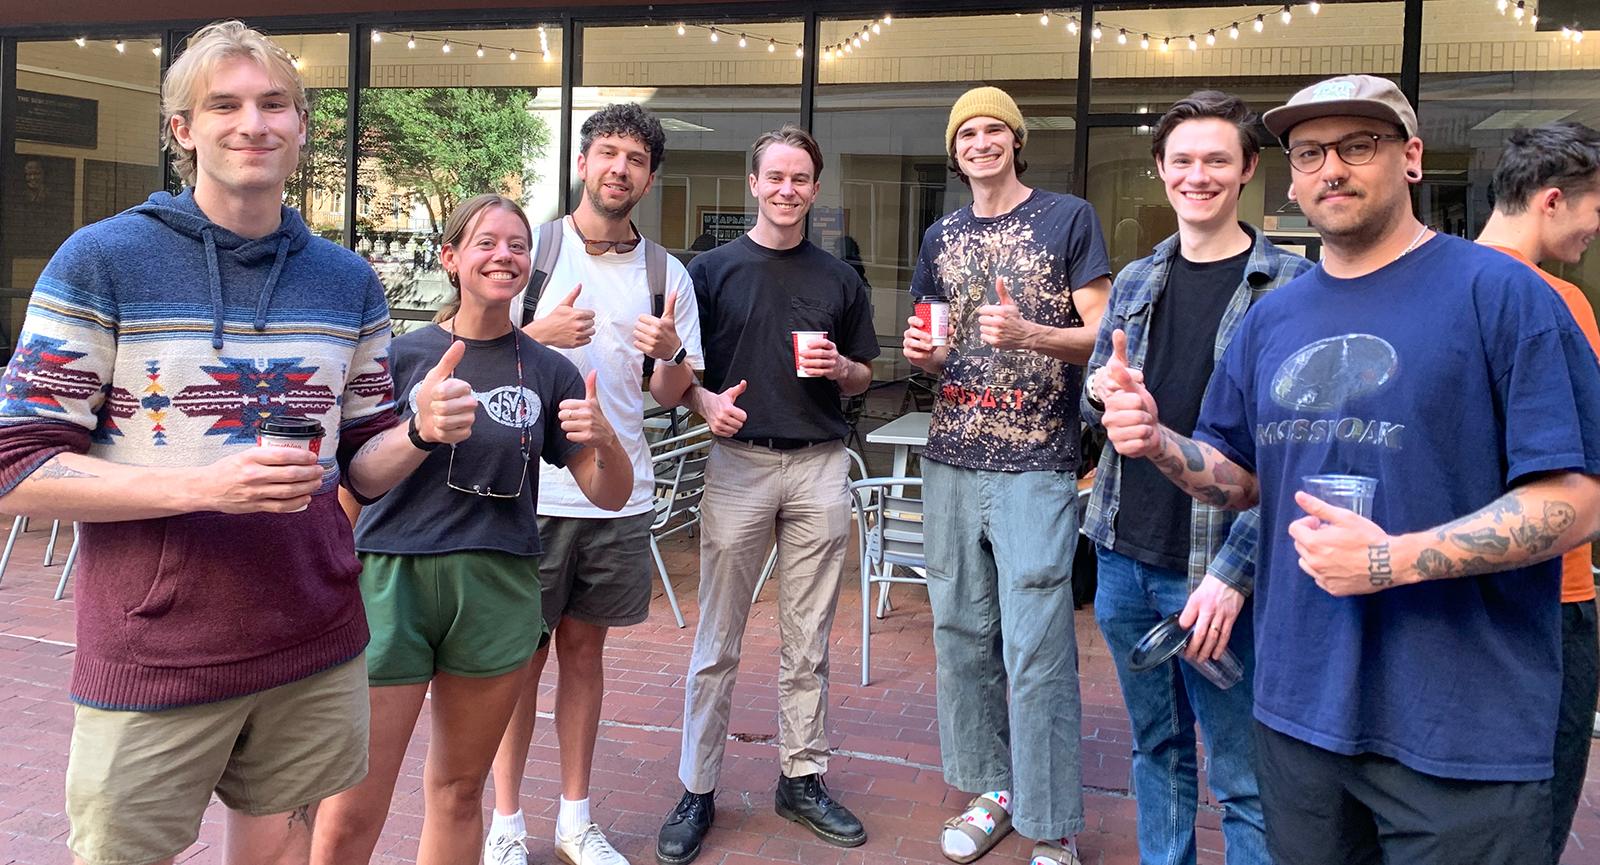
left=264, top=32, right=349, bottom=247
left=1419, top=0, right=1600, bottom=310
left=362, top=25, right=564, bottom=329
left=2, top=36, right=161, bottom=356
left=573, top=18, right=803, bottom=260
left=814, top=11, right=1078, bottom=382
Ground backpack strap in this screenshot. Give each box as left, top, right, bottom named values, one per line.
left=641, top=237, right=670, bottom=377
left=520, top=218, right=565, bottom=327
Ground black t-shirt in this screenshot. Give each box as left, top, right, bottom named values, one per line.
left=1113, top=246, right=1248, bottom=571
left=689, top=235, right=880, bottom=442
left=355, top=324, right=585, bottom=557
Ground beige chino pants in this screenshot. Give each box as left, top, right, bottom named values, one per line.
left=678, top=438, right=851, bottom=793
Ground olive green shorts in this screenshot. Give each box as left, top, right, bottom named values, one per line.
left=359, top=550, right=546, bottom=686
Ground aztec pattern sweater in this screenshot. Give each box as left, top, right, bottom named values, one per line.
left=0, top=190, right=397, bottom=710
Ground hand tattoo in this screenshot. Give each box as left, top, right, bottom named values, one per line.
left=35, top=458, right=98, bottom=480
left=1367, top=543, right=1394, bottom=587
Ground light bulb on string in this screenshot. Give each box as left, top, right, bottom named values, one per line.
left=151, top=45, right=161, bottom=56
left=1117, top=27, right=1128, bottom=44
left=769, top=38, right=777, bottom=52
left=709, top=28, right=719, bottom=43
left=509, top=49, right=518, bottom=60
left=862, top=28, right=871, bottom=42
left=795, top=46, right=803, bottom=58
left=475, top=44, right=484, bottom=57
left=1091, top=23, right=1103, bottom=40
left=1206, top=29, right=1216, bottom=45
left=1254, top=14, right=1266, bottom=32
left=1513, top=1, right=1525, bottom=21
left=872, top=22, right=881, bottom=34
left=1161, top=36, right=1171, bottom=51
left=371, top=30, right=382, bottom=43
left=1576, top=29, right=1586, bottom=43
left=1067, top=18, right=1079, bottom=35
left=1496, top=0, right=1508, bottom=12
left=1140, top=33, right=1150, bottom=49
left=1531, top=13, right=1539, bottom=26
left=74, top=36, right=86, bottom=47
left=1309, top=1, right=1321, bottom=13
left=1187, top=35, right=1197, bottom=50
left=1280, top=6, right=1292, bottom=25
left=115, top=40, right=125, bottom=53
left=407, top=35, right=416, bottom=49
left=1229, top=22, right=1240, bottom=39
left=882, top=14, right=892, bottom=25
left=853, top=35, right=862, bottom=48
left=676, top=23, right=686, bottom=36
left=738, top=33, right=747, bottom=48
left=542, top=49, right=551, bottom=61
left=1040, top=12, right=1050, bottom=26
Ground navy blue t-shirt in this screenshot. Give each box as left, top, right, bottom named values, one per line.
left=1195, top=233, right=1600, bottom=782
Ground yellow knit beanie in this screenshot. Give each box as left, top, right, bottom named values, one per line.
left=946, top=86, right=1028, bottom=159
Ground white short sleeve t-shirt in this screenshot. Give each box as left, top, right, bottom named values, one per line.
left=513, top=216, right=705, bottom=518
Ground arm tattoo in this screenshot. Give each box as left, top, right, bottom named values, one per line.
left=35, top=458, right=98, bottom=480
left=287, top=805, right=314, bottom=829
left=1448, top=527, right=1510, bottom=556
left=1147, top=428, right=1251, bottom=510
left=1415, top=548, right=1457, bottom=580
left=1174, top=436, right=1207, bottom=472
left=353, top=428, right=391, bottom=461
left=1367, top=543, right=1394, bottom=587
left=595, top=454, right=606, bottom=470
left=1418, top=491, right=1582, bottom=581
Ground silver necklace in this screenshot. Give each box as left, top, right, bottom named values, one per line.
left=1394, top=223, right=1430, bottom=263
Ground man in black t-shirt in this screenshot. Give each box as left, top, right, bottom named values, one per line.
left=1080, top=92, right=1310, bottom=865
left=656, top=125, right=879, bottom=865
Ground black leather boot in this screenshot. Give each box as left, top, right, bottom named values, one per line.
left=774, top=773, right=867, bottom=847
left=656, top=789, right=715, bottom=865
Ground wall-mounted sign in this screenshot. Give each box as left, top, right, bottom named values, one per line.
left=16, top=90, right=98, bottom=149
left=699, top=210, right=755, bottom=246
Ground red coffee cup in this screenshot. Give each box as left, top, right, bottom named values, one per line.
left=793, top=331, right=827, bottom=378
left=915, top=295, right=951, bottom=346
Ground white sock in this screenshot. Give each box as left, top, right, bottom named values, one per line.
left=1030, top=836, right=1078, bottom=864
left=941, top=790, right=1011, bottom=858
left=490, top=808, right=526, bottom=839
left=556, top=796, right=591, bottom=840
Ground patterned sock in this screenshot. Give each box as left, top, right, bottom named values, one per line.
left=941, top=790, right=1011, bottom=858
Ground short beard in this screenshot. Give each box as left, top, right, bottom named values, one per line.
left=586, top=183, right=638, bottom=220
left=1311, top=192, right=1409, bottom=256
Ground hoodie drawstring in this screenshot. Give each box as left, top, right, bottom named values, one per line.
left=254, top=238, right=290, bottom=334
left=202, top=228, right=225, bottom=350
left=202, top=231, right=291, bottom=351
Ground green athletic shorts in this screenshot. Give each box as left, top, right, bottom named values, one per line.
left=358, top=550, right=547, bottom=685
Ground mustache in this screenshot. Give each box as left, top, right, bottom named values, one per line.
left=1315, top=186, right=1362, bottom=203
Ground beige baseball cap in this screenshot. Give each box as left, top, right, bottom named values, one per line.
left=1262, top=75, right=1418, bottom=142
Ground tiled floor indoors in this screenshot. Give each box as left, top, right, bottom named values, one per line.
left=1, top=414, right=1597, bottom=864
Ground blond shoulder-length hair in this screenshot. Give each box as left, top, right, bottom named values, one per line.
left=161, top=20, right=307, bottom=187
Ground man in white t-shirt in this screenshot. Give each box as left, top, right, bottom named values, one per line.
left=485, top=103, right=704, bottom=865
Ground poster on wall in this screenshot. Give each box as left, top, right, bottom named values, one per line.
left=16, top=90, right=98, bottom=149
left=696, top=209, right=755, bottom=249
left=2, top=153, right=77, bottom=265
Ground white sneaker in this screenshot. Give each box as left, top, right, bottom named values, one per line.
left=484, top=831, right=529, bottom=865
left=556, top=822, right=631, bottom=865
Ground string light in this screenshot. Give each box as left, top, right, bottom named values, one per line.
left=441, top=39, right=451, bottom=53
left=1496, top=0, right=1508, bottom=12
left=74, top=36, right=86, bottom=47
left=114, top=39, right=125, bottom=53
left=1309, top=1, right=1322, bottom=13
left=1091, top=23, right=1103, bottom=40
left=883, top=14, right=892, bottom=25
left=795, top=45, right=803, bottom=58
left=1513, top=1, right=1525, bottom=22
left=676, top=22, right=686, bottom=36
left=1229, top=22, right=1240, bottom=39
left=151, top=45, right=161, bottom=56
left=1140, top=32, right=1150, bottom=49
left=1188, top=34, right=1198, bottom=50
left=475, top=43, right=485, bottom=57
left=1206, top=28, right=1217, bottom=45
left=1117, top=27, right=1128, bottom=44
left=862, top=28, right=871, bottom=42
left=407, top=34, right=416, bottom=49
left=1040, top=12, right=1050, bottom=26
left=1254, top=14, right=1266, bottom=32
left=872, top=22, right=881, bottom=34
left=508, top=49, right=518, bottom=60
left=1161, top=36, right=1171, bottom=51
left=1067, top=18, right=1079, bottom=35
left=371, top=30, right=382, bottom=43
left=768, top=37, right=777, bottom=52
left=738, top=33, right=747, bottom=48
left=1280, top=5, right=1293, bottom=24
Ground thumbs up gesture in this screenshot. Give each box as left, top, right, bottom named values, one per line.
left=1288, top=492, right=1396, bottom=596
left=633, top=288, right=684, bottom=361
left=526, top=284, right=596, bottom=349
left=1100, top=329, right=1163, bottom=459
left=1088, top=327, right=1147, bottom=405
left=558, top=370, right=617, bottom=449
left=414, top=340, right=477, bottom=446
left=977, top=276, right=1036, bottom=350
left=703, top=379, right=748, bottom=438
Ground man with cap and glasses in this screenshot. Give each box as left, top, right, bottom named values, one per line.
left=1098, top=73, right=1600, bottom=863
left=902, top=85, right=1111, bottom=865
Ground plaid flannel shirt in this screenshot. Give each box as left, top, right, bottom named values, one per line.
left=1080, top=225, right=1313, bottom=595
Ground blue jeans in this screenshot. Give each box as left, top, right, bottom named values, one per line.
left=922, top=460, right=1084, bottom=840
left=1093, top=546, right=1270, bottom=865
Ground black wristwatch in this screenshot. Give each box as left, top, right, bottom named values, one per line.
left=662, top=345, right=689, bottom=366
left=407, top=415, right=441, bottom=451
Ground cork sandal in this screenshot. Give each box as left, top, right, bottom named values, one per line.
left=1028, top=840, right=1082, bottom=865
left=940, top=795, right=1014, bottom=864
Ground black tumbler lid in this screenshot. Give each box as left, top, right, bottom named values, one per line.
left=257, top=415, right=324, bottom=438
left=1128, top=612, right=1191, bottom=672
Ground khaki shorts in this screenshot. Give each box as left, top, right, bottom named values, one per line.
left=66, top=656, right=369, bottom=865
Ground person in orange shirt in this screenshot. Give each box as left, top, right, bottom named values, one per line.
left=1477, top=120, right=1600, bottom=865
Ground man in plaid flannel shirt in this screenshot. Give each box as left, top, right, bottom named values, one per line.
left=1080, top=91, right=1311, bottom=865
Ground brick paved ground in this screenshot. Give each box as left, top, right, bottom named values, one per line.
left=2, top=503, right=1597, bottom=865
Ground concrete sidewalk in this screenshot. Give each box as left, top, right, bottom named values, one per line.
left=1, top=521, right=1595, bottom=865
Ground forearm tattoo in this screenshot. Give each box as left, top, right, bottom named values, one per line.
left=1413, top=490, right=1581, bottom=580
left=35, top=458, right=97, bottom=480
left=1148, top=428, right=1251, bottom=509
left=353, top=427, right=391, bottom=461
left=1367, top=543, right=1394, bottom=587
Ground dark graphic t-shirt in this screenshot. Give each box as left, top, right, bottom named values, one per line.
left=1196, top=234, right=1600, bottom=782
left=356, top=324, right=585, bottom=557
left=911, top=189, right=1111, bottom=472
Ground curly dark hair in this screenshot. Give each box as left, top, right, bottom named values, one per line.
left=580, top=102, right=668, bottom=173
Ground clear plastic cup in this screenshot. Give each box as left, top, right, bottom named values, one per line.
left=1128, top=612, right=1244, bottom=690
left=1302, top=473, right=1378, bottom=518
left=792, top=330, right=827, bottom=378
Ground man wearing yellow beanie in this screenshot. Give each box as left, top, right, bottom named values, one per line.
left=902, top=84, right=1112, bottom=865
